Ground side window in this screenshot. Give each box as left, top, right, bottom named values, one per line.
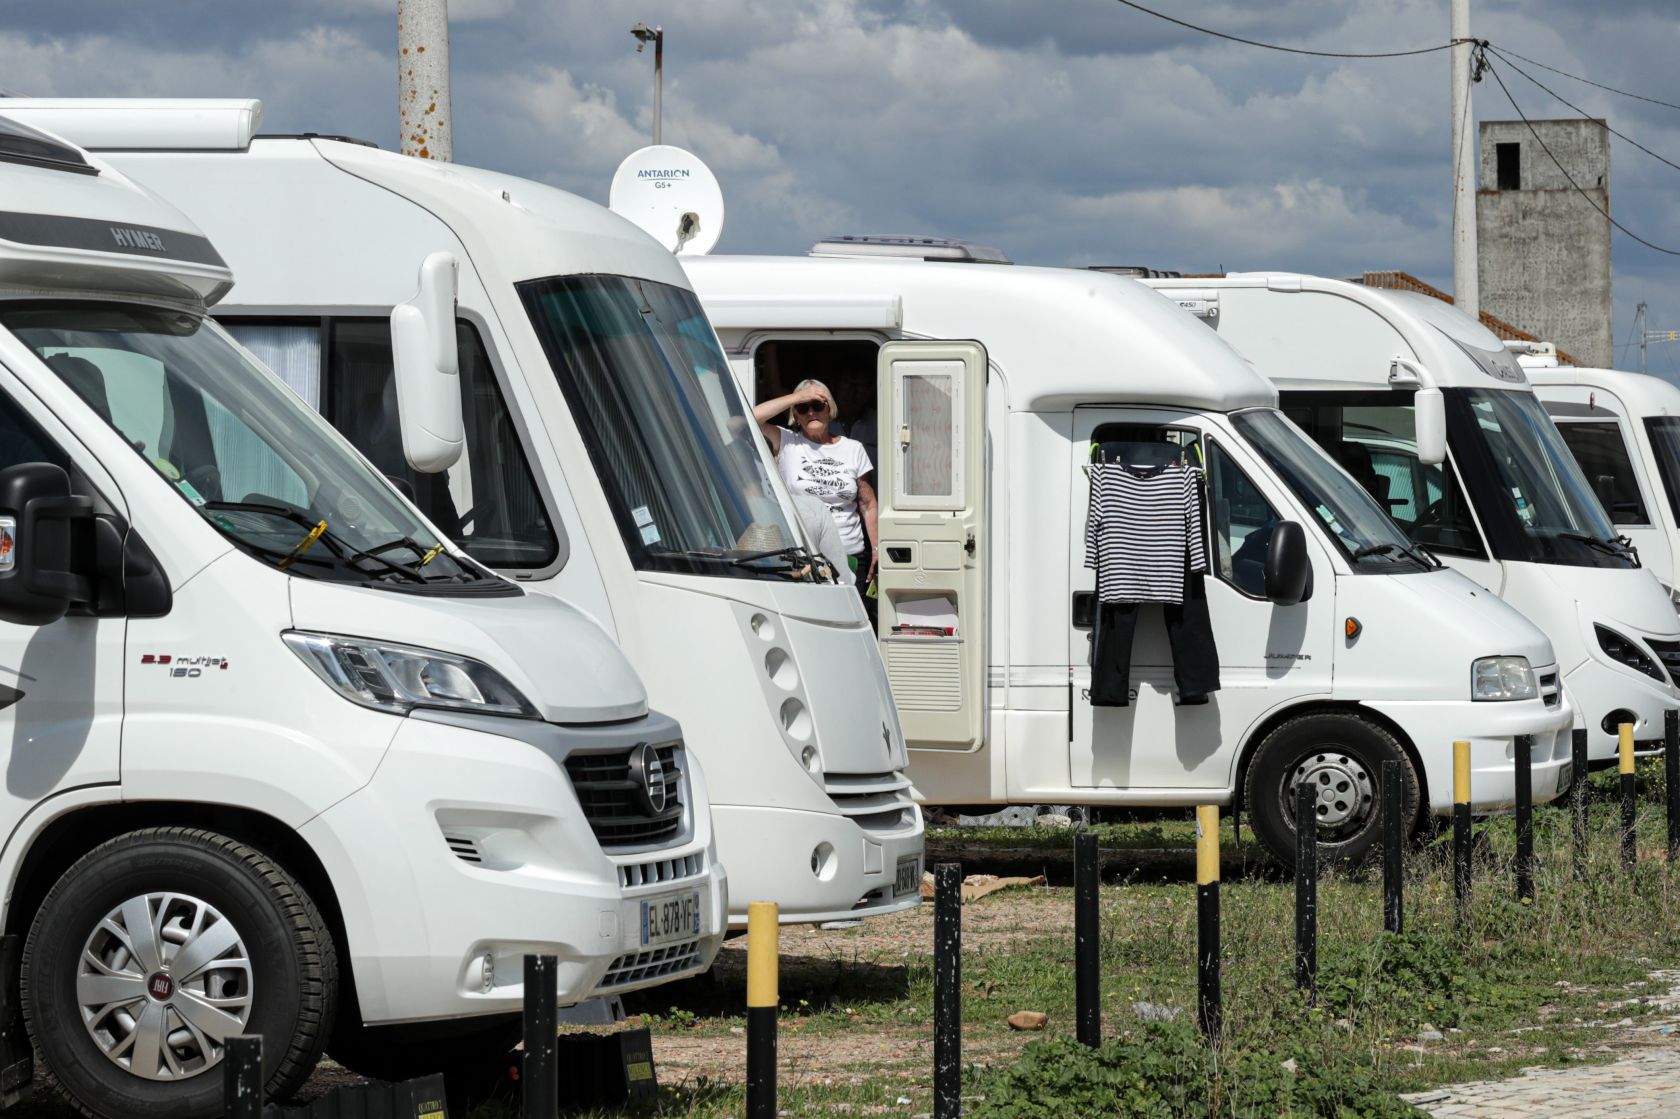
left=323, top=320, right=558, bottom=570
left=1555, top=421, right=1648, bottom=525
left=1204, top=438, right=1278, bottom=598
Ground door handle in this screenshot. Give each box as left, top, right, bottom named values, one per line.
left=1071, top=591, right=1095, bottom=630
left=886, top=546, right=913, bottom=564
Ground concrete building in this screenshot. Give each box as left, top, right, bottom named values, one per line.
left=1476, top=118, right=1612, bottom=368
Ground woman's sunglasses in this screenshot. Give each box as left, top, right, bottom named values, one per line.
left=793, top=401, right=828, bottom=415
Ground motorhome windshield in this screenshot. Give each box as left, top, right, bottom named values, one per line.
left=3, top=303, right=502, bottom=591
left=1454, top=388, right=1633, bottom=568
left=1231, top=408, right=1434, bottom=572
left=1644, top=417, right=1680, bottom=526
left=519, top=275, right=809, bottom=581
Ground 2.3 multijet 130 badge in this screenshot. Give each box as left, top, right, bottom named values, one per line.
left=139, top=654, right=229, bottom=678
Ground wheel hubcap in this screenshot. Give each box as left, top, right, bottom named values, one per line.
left=77, top=892, right=253, bottom=1082
left=1287, top=751, right=1376, bottom=840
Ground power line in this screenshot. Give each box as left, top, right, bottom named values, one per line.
left=1488, top=46, right=1680, bottom=178
left=1108, top=0, right=1461, bottom=59
left=1482, top=53, right=1680, bottom=256
left=1491, top=46, right=1680, bottom=114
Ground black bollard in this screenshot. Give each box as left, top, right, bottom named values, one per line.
left=1453, top=740, right=1472, bottom=926
left=1572, top=727, right=1590, bottom=879
left=523, top=955, right=558, bottom=1119
left=1294, top=784, right=1317, bottom=1000
left=1620, top=723, right=1638, bottom=870
left=934, top=862, right=962, bottom=1119
left=1381, top=759, right=1403, bottom=935
left=223, top=1034, right=263, bottom=1119
left=1195, top=805, right=1221, bottom=1039
left=746, top=902, right=779, bottom=1119
left=1667, top=710, right=1679, bottom=862
left=1074, top=832, right=1101, bottom=1048
left=1515, top=734, right=1534, bottom=905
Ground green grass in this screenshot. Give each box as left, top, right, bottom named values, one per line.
left=14, top=773, right=1680, bottom=1116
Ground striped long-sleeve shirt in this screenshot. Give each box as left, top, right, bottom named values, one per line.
left=1084, top=462, right=1208, bottom=604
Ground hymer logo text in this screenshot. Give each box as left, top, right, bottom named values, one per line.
left=110, top=226, right=166, bottom=252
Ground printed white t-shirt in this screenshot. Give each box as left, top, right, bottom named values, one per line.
left=776, top=428, right=873, bottom=553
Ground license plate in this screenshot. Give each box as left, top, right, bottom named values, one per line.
left=895, top=855, right=922, bottom=897
left=640, top=891, right=701, bottom=947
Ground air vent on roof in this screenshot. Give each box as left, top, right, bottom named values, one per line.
left=810, top=234, right=1011, bottom=264
left=0, top=115, right=95, bottom=176
left=1087, top=265, right=1183, bottom=278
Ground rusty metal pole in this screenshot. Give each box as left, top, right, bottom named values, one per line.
left=398, top=0, right=453, bottom=161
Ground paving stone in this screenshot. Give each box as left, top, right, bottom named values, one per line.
left=1402, top=1050, right=1680, bottom=1117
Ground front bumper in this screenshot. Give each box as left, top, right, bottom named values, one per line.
left=1564, top=656, right=1680, bottom=762
left=300, top=715, right=726, bottom=1025
left=714, top=802, right=924, bottom=928
left=1365, top=680, right=1574, bottom=815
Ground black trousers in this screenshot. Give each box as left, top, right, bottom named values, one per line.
left=1088, top=575, right=1219, bottom=707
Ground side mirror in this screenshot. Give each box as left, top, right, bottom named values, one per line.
left=1263, top=520, right=1312, bottom=606
left=1414, top=386, right=1447, bottom=466
left=1594, top=474, right=1617, bottom=520
left=0, top=463, right=95, bottom=626
left=390, top=251, right=464, bottom=474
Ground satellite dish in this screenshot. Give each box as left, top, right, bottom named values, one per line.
left=609, top=145, right=724, bottom=255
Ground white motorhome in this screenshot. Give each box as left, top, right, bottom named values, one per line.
left=1524, top=358, right=1680, bottom=621
left=0, top=116, right=724, bottom=1117
left=8, top=99, right=924, bottom=927
left=1143, top=274, right=1680, bottom=760
left=681, top=239, right=1573, bottom=864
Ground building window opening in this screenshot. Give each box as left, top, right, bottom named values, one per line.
left=1496, top=142, right=1521, bottom=191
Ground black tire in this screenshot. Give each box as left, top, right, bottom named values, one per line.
left=21, top=827, right=337, bottom=1119
left=1243, top=712, right=1420, bottom=866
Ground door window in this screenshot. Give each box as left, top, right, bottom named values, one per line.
left=1204, top=438, right=1278, bottom=598
left=1555, top=421, right=1648, bottom=525
left=0, top=385, right=68, bottom=472
left=223, top=318, right=559, bottom=570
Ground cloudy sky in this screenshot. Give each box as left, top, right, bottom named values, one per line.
left=4, top=1, right=1678, bottom=372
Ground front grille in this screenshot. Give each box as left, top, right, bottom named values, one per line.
left=597, top=942, right=703, bottom=990
left=619, top=851, right=705, bottom=889
left=824, top=771, right=917, bottom=834
left=564, top=742, right=685, bottom=848
left=1647, top=638, right=1680, bottom=684
left=1539, top=672, right=1561, bottom=709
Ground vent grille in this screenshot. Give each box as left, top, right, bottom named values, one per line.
left=1646, top=638, right=1680, bottom=684
left=824, top=771, right=917, bottom=834
left=597, top=942, right=703, bottom=990
left=1539, top=672, right=1561, bottom=709
left=885, top=642, right=963, bottom=711
left=443, top=834, right=483, bottom=864
left=619, top=852, right=705, bottom=889
left=563, top=743, right=685, bottom=847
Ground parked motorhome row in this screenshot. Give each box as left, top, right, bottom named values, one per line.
left=0, top=115, right=725, bottom=1118
left=1141, top=275, right=1680, bottom=762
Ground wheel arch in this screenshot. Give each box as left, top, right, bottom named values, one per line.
left=4, top=801, right=353, bottom=1000
left=1233, top=700, right=1428, bottom=823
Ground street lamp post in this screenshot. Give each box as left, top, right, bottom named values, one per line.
left=631, top=22, right=663, bottom=146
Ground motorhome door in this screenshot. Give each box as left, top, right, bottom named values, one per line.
left=875, top=340, right=986, bottom=751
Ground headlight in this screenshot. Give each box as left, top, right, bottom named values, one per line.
left=1471, top=656, right=1538, bottom=701
left=283, top=631, right=539, bottom=718
left=1593, top=624, right=1667, bottom=683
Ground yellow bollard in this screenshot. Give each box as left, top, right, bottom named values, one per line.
left=746, top=901, right=778, bottom=1118
left=1195, top=805, right=1219, bottom=1037
left=1620, top=723, right=1638, bottom=868
left=1452, top=741, right=1472, bottom=920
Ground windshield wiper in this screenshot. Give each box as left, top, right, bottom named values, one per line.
left=1353, top=540, right=1440, bottom=568
left=204, top=501, right=429, bottom=584
left=731, top=545, right=824, bottom=583
left=1560, top=532, right=1635, bottom=560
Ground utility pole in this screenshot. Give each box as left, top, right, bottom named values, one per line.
left=631, top=23, right=664, bottom=145
left=1637, top=302, right=1680, bottom=375
left=398, top=0, right=453, bottom=161
left=1450, top=0, right=1478, bottom=319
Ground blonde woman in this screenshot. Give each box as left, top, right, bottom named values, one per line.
left=753, top=379, right=878, bottom=612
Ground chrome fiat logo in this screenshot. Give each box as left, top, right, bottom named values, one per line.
left=632, top=742, right=669, bottom=816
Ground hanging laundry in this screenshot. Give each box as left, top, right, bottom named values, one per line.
left=1084, top=459, right=1219, bottom=707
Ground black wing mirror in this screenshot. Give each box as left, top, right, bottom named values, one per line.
left=0, top=463, right=96, bottom=626
left=1263, top=520, right=1312, bottom=606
